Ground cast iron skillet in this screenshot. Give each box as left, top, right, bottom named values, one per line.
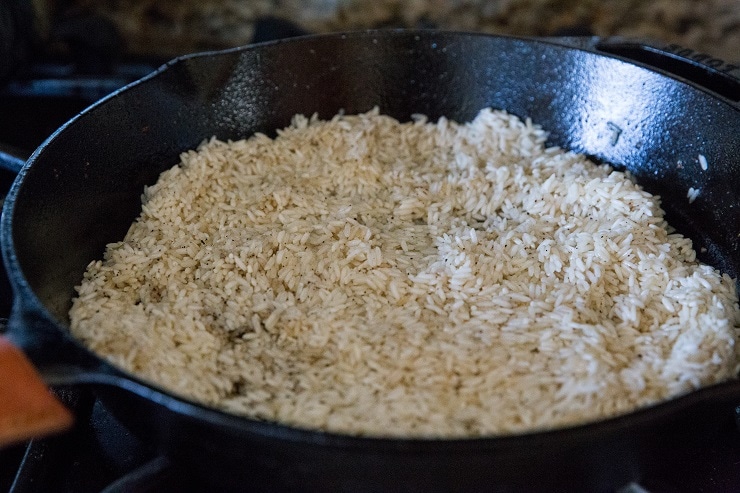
left=2, top=31, right=740, bottom=492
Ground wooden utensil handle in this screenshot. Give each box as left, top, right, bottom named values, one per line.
left=0, top=335, right=73, bottom=448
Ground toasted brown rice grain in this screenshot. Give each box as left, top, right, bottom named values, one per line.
left=69, top=108, right=740, bottom=437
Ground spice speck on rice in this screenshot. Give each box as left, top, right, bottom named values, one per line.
left=69, top=108, right=740, bottom=437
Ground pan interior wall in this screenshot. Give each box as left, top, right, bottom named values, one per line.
left=8, top=33, right=740, bottom=325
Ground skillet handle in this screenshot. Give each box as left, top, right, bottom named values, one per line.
left=548, top=37, right=740, bottom=108
left=0, top=150, right=25, bottom=174
left=595, top=39, right=740, bottom=104
left=0, top=146, right=99, bottom=449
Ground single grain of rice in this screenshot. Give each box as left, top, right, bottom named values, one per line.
left=688, top=187, right=701, bottom=203
left=699, top=154, right=708, bottom=171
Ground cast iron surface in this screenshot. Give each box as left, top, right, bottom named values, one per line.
left=2, top=31, right=740, bottom=491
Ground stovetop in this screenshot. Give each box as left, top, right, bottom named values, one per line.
left=0, top=386, right=205, bottom=493
left=2, top=15, right=740, bottom=493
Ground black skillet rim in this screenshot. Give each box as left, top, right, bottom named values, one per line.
left=2, top=29, right=740, bottom=452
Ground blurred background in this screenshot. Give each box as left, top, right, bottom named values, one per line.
left=1, top=0, right=737, bottom=157
left=4, top=0, right=740, bottom=68
left=75, top=0, right=740, bottom=59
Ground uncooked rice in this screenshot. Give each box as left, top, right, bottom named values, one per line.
left=699, top=154, right=709, bottom=171
left=687, top=187, right=701, bottom=203
left=69, top=108, right=740, bottom=437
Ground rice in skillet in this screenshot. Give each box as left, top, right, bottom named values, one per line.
left=69, top=108, right=740, bottom=437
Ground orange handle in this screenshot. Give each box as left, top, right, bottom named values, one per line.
left=0, top=335, right=74, bottom=448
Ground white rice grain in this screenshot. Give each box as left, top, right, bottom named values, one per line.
left=69, top=108, right=740, bottom=438
left=699, top=154, right=708, bottom=171
left=688, top=187, right=700, bottom=203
